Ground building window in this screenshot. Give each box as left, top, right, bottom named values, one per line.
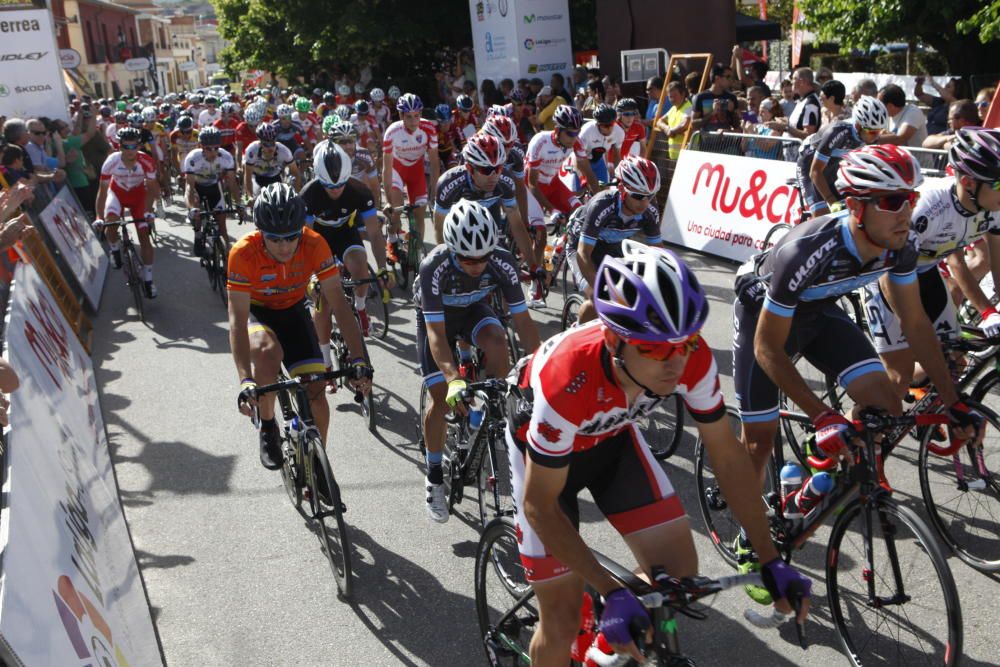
left=100, top=23, right=111, bottom=61
left=85, top=21, right=97, bottom=63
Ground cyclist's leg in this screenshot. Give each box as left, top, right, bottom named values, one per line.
left=387, top=163, right=405, bottom=235
left=247, top=313, right=285, bottom=421
left=342, top=235, right=370, bottom=305
left=795, top=157, right=829, bottom=218
left=468, top=302, right=509, bottom=377
left=526, top=190, right=547, bottom=270
left=417, top=310, right=453, bottom=459
left=733, top=298, right=782, bottom=482
left=269, top=300, right=331, bottom=441
left=102, top=189, right=124, bottom=247
left=402, top=162, right=429, bottom=239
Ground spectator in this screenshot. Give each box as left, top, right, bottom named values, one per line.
left=876, top=83, right=928, bottom=148
left=461, top=79, right=480, bottom=109
left=779, top=78, right=796, bottom=117
left=655, top=81, right=692, bottom=160
left=815, top=67, right=834, bottom=86
left=603, top=75, right=621, bottom=106
left=1, top=145, right=32, bottom=187
left=742, top=85, right=768, bottom=126
left=0, top=181, right=34, bottom=220
left=549, top=73, right=573, bottom=105
left=535, top=85, right=568, bottom=131
left=730, top=45, right=771, bottom=95
left=56, top=112, right=99, bottom=213
left=0, top=211, right=31, bottom=252
left=922, top=99, right=981, bottom=150
left=480, top=78, right=504, bottom=107
left=527, top=77, right=544, bottom=103
left=743, top=98, right=783, bottom=160
left=643, top=76, right=665, bottom=131
left=770, top=68, right=820, bottom=159
left=510, top=90, right=536, bottom=144
left=819, top=80, right=848, bottom=127
left=25, top=118, right=67, bottom=183
left=976, top=87, right=994, bottom=124
left=685, top=71, right=702, bottom=98
left=690, top=62, right=740, bottom=146
left=499, top=78, right=515, bottom=101
left=914, top=75, right=959, bottom=135
left=581, top=79, right=605, bottom=118
left=572, top=65, right=588, bottom=97
left=850, top=78, right=879, bottom=105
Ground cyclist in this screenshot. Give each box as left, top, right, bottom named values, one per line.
left=578, top=103, right=624, bottom=185
left=292, top=97, right=320, bottom=149
left=417, top=200, right=540, bottom=522
left=369, top=87, right=392, bottom=133
left=243, top=123, right=300, bottom=194
left=616, top=98, right=646, bottom=157
left=732, top=144, right=980, bottom=586
left=796, top=96, right=889, bottom=218
left=213, top=102, right=242, bottom=167
left=95, top=126, right=161, bottom=299
left=197, top=95, right=221, bottom=128
left=169, top=115, right=200, bottom=192
left=567, top=156, right=664, bottom=323
left=229, top=183, right=370, bottom=468
left=183, top=126, right=241, bottom=257
left=105, top=110, right=128, bottom=149
left=435, top=104, right=460, bottom=169
left=508, top=241, right=810, bottom=665
left=453, top=94, right=480, bottom=146
left=864, top=127, right=1000, bottom=393
left=382, top=93, right=440, bottom=265
left=350, top=99, right=380, bottom=156
left=272, top=104, right=307, bottom=161
left=235, top=104, right=266, bottom=163
left=318, top=118, right=381, bottom=208
left=300, top=142, right=390, bottom=339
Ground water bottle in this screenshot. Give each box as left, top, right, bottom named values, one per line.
left=786, top=472, right=834, bottom=518
left=779, top=462, right=803, bottom=505
left=570, top=592, right=596, bottom=663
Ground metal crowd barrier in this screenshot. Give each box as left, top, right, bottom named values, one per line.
left=906, top=147, right=949, bottom=177
left=684, top=131, right=804, bottom=163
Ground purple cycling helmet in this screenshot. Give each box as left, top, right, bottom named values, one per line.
left=593, top=240, right=708, bottom=343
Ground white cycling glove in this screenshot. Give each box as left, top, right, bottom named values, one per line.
left=980, top=307, right=1000, bottom=338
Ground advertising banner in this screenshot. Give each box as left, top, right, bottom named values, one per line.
left=470, top=0, right=573, bottom=85
left=469, top=0, right=519, bottom=86
left=0, top=7, right=71, bottom=122
left=0, top=262, right=162, bottom=667
left=661, top=150, right=801, bottom=263
left=35, top=185, right=109, bottom=310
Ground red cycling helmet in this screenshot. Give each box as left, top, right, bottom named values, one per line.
left=616, top=156, right=661, bottom=197
left=835, top=144, right=923, bottom=197
left=463, top=133, right=507, bottom=169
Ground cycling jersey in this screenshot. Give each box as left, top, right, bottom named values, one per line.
left=227, top=227, right=339, bottom=309
left=169, top=128, right=200, bottom=158
left=349, top=115, right=379, bottom=148
left=567, top=189, right=661, bottom=249
left=433, top=165, right=517, bottom=216
left=453, top=111, right=480, bottom=142
left=414, top=244, right=527, bottom=321
left=578, top=120, right=625, bottom=163
left=234, top=121, right=257, bottom=148
left=795, top=121, right=864, bottom=212
left=300, top=178, right=377, bottom=229
left=271, top=120, right=305, bottom=155
left=197, top=108, right=221, bottom=128
left=911, top=183, right=1000, bottom=272
left=104, top=123, right=122, bottom=149
left=213, top=117, right=241, bottom=148
left=351, top=148, right=377, bottom=180
left=243, top=140, right=293, bottom=178
left=618, top=121, right=645, bottom=157
left=100, top=151, right=158, bottom=192
left=292, top=111, right=319, bottom=142
left=182, top=148, right=236, bottom=186
left=371, top=103, right=392, bottom=132
left=383, top=120, right=438, bottom=167
left=525, top=131, right=587, bottom=185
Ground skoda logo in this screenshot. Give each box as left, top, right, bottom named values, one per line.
left=0, top=83, right=9, bottom=97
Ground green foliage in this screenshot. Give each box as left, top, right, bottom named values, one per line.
left=570, top=0, right=598, bottom=51
left=958, top=1, right=1000, bottom=43
left=735, top=0, right=796, bottom=35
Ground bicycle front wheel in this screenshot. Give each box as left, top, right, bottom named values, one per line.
left=475, top=517, right=535, bottom=666
left=561, top=293, right=584, bottom=331
left=826, top=496, right=962, bottom=667
left=919, top=398, right=1000, bottom=573
left=637, top=394, right=685, bottom=461
left=309, top=440, right=353, bottom=598
left=214, top=236, right=229, bottom=307
left=478, top=432, right=515, bottom=528
left=125, top=244, right=145, bottom=322
left=365, top=264, right=390, bottom=340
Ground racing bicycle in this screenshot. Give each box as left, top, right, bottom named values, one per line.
left=94, top=218, right=146, bottom=323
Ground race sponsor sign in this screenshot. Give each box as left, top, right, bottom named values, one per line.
left=0, top=261, right=162, bottom=667
left=661, top=149, right=801, bottom=262
left=35, top=185, right=109, bottom=310
left=470, top=0, right=573, bottom=84
left=0, top=7, right=70, bottom=122
left=470, top=0, right=519, bottom=86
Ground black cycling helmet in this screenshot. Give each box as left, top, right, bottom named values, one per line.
left=949, top=127, right=1000, bottom=183
left=354, top=99, right=370, bottom=115
left=116, top=127, right=142, bottom=144
left=176, top=116, right=194, bottom=131
left=593, top=103, right=617, bottom=124
left=615, top=97, right=639, bottom=113
left=253, top=183, right=306, bottom=236
left=456, top=94, right=474, bottom=112
left=198, top=126, right=222, bottom=146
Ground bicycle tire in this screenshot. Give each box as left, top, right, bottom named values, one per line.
left=561, top=293, right=584, bottom=331
left=637, top=394, right=685, bottom=461
left=309, top=439, right=353, bottom=599
left=477, top=432, right=514, bottom=529
left=443, top=418, right=465, bottom=511
left=762, top=223, right=793, bottom=250
left=695, top=407, right=775, bottom=567
left=560, top=254, right=573, bottom=300
left=205, top=230, right=218, bottom=288
left=214, top=236, right=229, bottom=307
left=504, top=321, right=522, bottom=367
left=365, top=263, right=390, bottom=340
left=397, top=246, right=411, bottom=291
left=826, top=496, right=962, bottom=667
left=280, top=434, right=309, bottom=519
left=474, top=517, right=535, bottom=666
left=417, top=381, right=429, bottom=458
left=918, top=398, right=1000, bottom=573
left=125, top=244, right=145, bottom=323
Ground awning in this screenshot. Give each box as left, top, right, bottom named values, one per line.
left=63, top=68, right=96, bottom=97
left=735, top=13, right=782, bottom=42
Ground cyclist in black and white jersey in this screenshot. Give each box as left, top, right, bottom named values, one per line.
left=795, top=96, right=888, bottom=217
left=183, top=126, right=240, bottom=257
left=242, top=123, right=300, bottom=194
left=864, top=128, right=1000, bottom=392
left=315, top=117, right=381, bottom=208
left=732, top=144, right=980, bottom=591
left=567, top=156, right=663, bottom=323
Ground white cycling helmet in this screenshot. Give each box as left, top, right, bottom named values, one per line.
left=334, top=104, right=352, bottom=121
left=338, top=84, right=351, bottom=96
left=852, top=96, right=889, bottom=131
left=354, top=82, right=366, bottom=95
left=443, top=200, right=498, bottom=258
left=244, top=106, right=265, bottom=125
left=370, top=87, right=385, bottom=102
left=141, top=106, right=158, bottom=122
left=276, top=104, right=294, bottom=118
left=313, top=142, right=352, bottom=187
left=387, top=85, right=402, bottom=99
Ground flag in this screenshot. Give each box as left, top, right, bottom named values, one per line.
left=791, top=2, right=804, bottom=68
left=759, top=0, right=768, bottom=60
left=985, top=83, right=1000, bottom=129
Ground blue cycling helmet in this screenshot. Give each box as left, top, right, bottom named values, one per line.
left=396, top=93, right=423, bottom=113
left=435, top=104, right=452, bottom=122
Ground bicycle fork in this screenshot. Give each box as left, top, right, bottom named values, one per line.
left=860, top=500, right=911, bottom=609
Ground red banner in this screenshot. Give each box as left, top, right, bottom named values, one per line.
left=985, top=84, right=1000, bottom=129
left=759, top=0, right=768, bottom=60
left=791, top=2, right=804, bottom=68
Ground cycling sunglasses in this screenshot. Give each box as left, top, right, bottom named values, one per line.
left=619, top=111, right=638, bottom=118
left=561, top=129, right=579, bottom=138
left=320, top=179, right=349, bottom=190
left=862, top=191, right=920, bottom=212
left=334, top=138, right=355, bottom=146
left=260, top=140, right=276, bottom=147
left=120, top=142, right=139, bottom=150
left=262, top=230, right=302, bottom=243
left=456, top=252, right=491, bottom=265
left=473, top=164, right=504, bottom=176
left=634, top=336, right=700, bottom=361
left=627, top=192, right=654, bottom=202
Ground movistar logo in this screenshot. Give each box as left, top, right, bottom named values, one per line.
left=524, top=13, right=561, bottom=23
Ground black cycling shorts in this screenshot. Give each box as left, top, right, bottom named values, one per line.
left=195, top=182, right=224, bottom=212
left=312, top=222, right=365, bottom=264
left=416, top=301, right=502, bottom=387
left=733, top=297, right=884, bottom=424
left=249, top=299, right=325, bottom=377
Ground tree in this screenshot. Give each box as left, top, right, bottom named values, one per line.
left=958, top=0, right=1000, bottom=44
left=797, top=0, right=1000, bottom=77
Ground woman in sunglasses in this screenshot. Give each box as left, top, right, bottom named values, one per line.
left=864, top=127, right=1000, bottom=393
left=508, top=240, right=811, bottom=665
left=733, top=144, right=978, bottom=584
left=229, top=183, right=370, bottom=470
left=567, top=156, right=663, bottom=324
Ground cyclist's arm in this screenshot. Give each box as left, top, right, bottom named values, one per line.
left=577, top=157, right=600, bottom=196
left=882, top=274, right=960, bottom=406
left=875, top=125, right=916, bottom=146
left=362, top=211, right=388, bottom=272
left=288, top=160, right=302, bottom=192
left=380, top=148, right=393, bottom=197
left=225, top=171, right=240, bottom=201
left=425, top=319, right=460, bottom=382
left=808, top=154, right=837, bottom=206
left=242, top=162, right=253, bottom=195
left=143, top=176, right=160, bottom=211
left=227, top=290, right=253, bottom=381
left=514, top=178, right=529, bottom=230
left=527, top=168, right=555, bottom=211
left=944, top=244, right=994, bottom=313
left=433, top=209, right=447, bottom=245
left=510, top=309, right=540, bottom=354
left=427, top=149, right=440, bottom=206
left=319, top=273, right=366, bottom=361
left=504, top=206, right=534, bottom=262
left=754, top=309, right=830, bottom=419
left=575, top=237, right=598, bottom=287
left=185, top=173, right=199, bottom=210
left=366, top=173, right=382, bottom=208
left=95, top=179, right=109, bottom=218
left=522, top=459, right=621, bottom=596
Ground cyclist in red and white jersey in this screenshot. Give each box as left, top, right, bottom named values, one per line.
left=525, top=105, right=599, bottom=227
left=369, top=88, right=393, bottom=133
left=507, top=241, right=810, bottom=664
left=382, top=93, right=440, bottom=262
left=350, top=99, right=381, bottom=156
left=95, top=126, right=161, bottom=299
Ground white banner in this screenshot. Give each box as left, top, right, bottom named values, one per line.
left=662, top=150, right=801, bottom=263
left=516, top=0, right=573, bottom=82
left=470, top=0, right=519, bottom=86
left=0, top=8, right=71, bottom=122
left=0, top=262, right=162, bottom=667
left=36, top=185, right=109, bottom=310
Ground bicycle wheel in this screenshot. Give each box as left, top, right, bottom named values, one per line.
left=475, top=517, right=536, bottom=666
left=695, top=407, right=775, bottom=567
left=308, top=439, right=353, bottom=598
left=826, top=496, right=962, bottom=667
left=762, top=222, right=793, bottom=250
left=397, top=245, right=411, bottom=291
left=918, top=399, right=1000, bottom=573
left=124, top=244, right=145, bottom=323
left=205, top=231, right=218, bottom=287
left=214, top=236, right=229, bottom=307
left=637, top=394, right=685, bottom=461
left=478, top=432, right=514, bottom=528
left=561, top=294, right=584, bottom=331
left=364, top=265, right=390, bottom=340
left=559, top=254, right=574, bottom=300
left=504, top=320, right=522, bottom=366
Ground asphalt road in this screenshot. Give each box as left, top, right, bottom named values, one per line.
left=93, top=202, right=999, bottom=666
